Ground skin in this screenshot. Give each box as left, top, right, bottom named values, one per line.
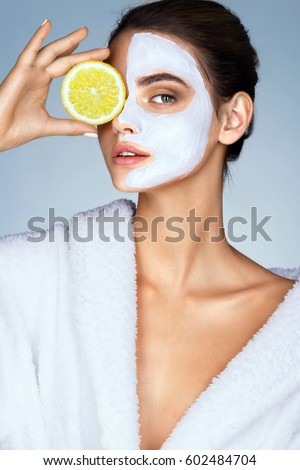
left=99, top=30, right=296, bottom=450
left=0, top=20, right=107, bottom=152
left=0, top=23, right=296, bottom=451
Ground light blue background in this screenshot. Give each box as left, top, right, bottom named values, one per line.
left=0, top=0, right=299, bottom=268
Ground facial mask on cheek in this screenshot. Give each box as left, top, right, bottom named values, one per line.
left=117, top=33, right=213, bottom=189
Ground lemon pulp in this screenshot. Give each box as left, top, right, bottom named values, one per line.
left=61, top=61, right=126, bottom=125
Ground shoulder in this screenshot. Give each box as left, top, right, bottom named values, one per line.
left=0, top=223, right=66, bottom=273
left=0, top=198, right=136, bottom=255
left=251, top=264, right=300, bottom=306
left=223, top=254, right=300, bottom=327
left=0, top=198, right=135, bottom=329
left=241, top=267, right=300, bottom=327
left=263, top=265, right=300, bottom=304
left=0, top=198, right=136, bottom=282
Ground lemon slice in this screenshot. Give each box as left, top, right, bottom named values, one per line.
left=61, top=60, right=126, bottom=125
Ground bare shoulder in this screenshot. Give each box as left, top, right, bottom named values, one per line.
left=254, top=267, right=296, bottom=298
left=231, top=248, right=297, bottom=301
left=237, top=265, right=297, bottom=324
left=224, top=250, right=298, bottom=323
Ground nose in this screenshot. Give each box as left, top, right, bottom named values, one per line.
left=111, top=115, right=139, bottom=136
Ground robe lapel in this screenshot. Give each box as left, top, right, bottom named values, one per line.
left=161, top=277, right=300, bottom=449
left=69, top=199, right=140, bottom=449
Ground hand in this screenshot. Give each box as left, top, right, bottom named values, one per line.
left=0, top=20, right=110, bottom=152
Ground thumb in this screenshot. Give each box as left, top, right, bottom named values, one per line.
left=46, top=117, right=99, bottom=137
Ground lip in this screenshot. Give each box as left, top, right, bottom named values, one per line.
left=111, top=142, right=151, bottom=160
left=112, top=155, right=149, bottom=166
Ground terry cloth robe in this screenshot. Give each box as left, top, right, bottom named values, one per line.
left=0, top=198, right=300, bottom=450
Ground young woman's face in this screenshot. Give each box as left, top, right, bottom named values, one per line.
left=98, top=29, right=217, bottom=192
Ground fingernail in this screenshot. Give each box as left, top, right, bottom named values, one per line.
left=84, top=133, right=98, bottom=138
left=41, top=19, right=48, bottom=26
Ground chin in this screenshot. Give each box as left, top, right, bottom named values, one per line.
left=110, top=174, right=139, bottom=193
left=108, top=166, right=193, bottom=193
left=110, top=175, right=185, bottom=193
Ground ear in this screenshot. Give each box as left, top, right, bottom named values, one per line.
left=218, top=92, right=254, bottom=145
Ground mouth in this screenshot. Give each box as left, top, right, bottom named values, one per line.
left=111, top=143, right=151, bottom=166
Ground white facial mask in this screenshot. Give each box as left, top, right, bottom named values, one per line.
left=118, top=33, right=213, bottom=189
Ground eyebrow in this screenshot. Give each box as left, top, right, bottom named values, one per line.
left=136, top=73, right=190, bottom=88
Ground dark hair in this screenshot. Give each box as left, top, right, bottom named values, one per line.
left=109, top=0, right=260, bottom=181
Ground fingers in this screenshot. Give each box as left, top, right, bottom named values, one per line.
left=15, top=21, right=110, bottom=78
left=17, top=19, right=52, bottom=66
left=16, top=22, right=90, bottom=69
left=46, top=117, right=99, bottom=137
left=47, top=41, right=80, bottom=61
left=46, top=48, right=110, bottom=78
left=35, top=27, right=89, bottom=67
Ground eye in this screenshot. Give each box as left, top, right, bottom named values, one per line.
left=150, top=94, right=176, bottom=104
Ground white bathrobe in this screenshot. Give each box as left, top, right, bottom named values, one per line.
left=0, top=198, right=300, bottom=450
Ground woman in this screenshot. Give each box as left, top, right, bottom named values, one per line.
left=0, top=0, right=299, bottom=451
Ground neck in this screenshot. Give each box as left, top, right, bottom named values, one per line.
left=134, top=153, right=242, bottom=294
